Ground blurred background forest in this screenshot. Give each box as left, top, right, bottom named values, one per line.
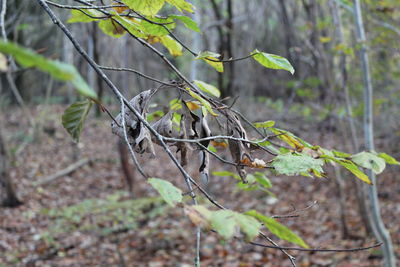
left=0, top=0, right=399, bottom=266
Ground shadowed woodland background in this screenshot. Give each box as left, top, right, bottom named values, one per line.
left=0, top=0, right=399, bottom=266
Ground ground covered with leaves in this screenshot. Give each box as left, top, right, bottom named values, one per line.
left=1, top=105, right=399, bottom=267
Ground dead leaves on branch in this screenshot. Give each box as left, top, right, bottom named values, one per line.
left=110, top=88, right=389, bottom=186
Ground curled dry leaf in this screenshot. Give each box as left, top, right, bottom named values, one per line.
left=227, top=112, right=249, bottom=182
left=240, top=157, right=267, bottom=168
left=111, top=89, right=156, bottom=155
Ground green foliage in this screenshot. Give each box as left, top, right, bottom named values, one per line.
left=0, top=41, right=97, bottom=99
left=252, top=49, right=295, bottom=74
left=272, top=153, right=324, bottom=177
left=378, top=153, right=400, bottom=165
left=213, top=171, right=273, bottom=195
left=67, top=9, right=102, bottom=23
left=170, top=15, right=200, bottom=32
left=351, top=151, right=386, bottom=174
left=195, top=51, right=224, bottom=72
left=166, top=0, right=195, bottom=13
left=253, top=120, right=275, bottom=128
left=187, top=206, right=261, bottom=241
left=186, top=87, right=217, bottom=116
left=321, top=155, right=372, bottom=184
left=194, top=80, right=221, bottom=98
left=61, top=100, right=93, bottom=142
left=246, top=210, right=309, bottom=248
left=98, top=19, right=126, bottom=38
left=122, top=0, right=165, bottom=16
left=39, top=192, right=166, bottom=240
left=160, top=35, right=183, bottom=56
left=148, top=178, right=183, bottom=207
left=140, top=17, right=175, bottom=36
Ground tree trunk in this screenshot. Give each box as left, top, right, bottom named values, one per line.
left=329, top=0, right=374, bottom=237
left=118, top=139, right=135, bottom=194
left=353, top=1, right=396, bottom=266
left=0, top=129, right=22, bottom=207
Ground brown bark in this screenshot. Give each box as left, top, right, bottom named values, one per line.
left=0, top=129, right=22, bottom=207
left=118, top=139, right=135, bottom=194
left=209, top=0, right=235, bottom=98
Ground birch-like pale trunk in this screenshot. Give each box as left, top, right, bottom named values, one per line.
left=330, top=0, right=375, bottom=238
left=353, top=1, right=396, bottom=266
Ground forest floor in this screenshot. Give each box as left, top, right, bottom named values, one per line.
left=0, top=104, right=399, bottom=267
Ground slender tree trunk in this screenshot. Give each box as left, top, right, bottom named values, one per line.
left=330, top=0, right=374, bottom=237
left=209, top=0, right=235, bottom=98
left=190, top=1, right=201, bottom=81
left=279, top=1, right=298, bottom=78
left=0, top=129, right=22, bottom=207
left=225, top=0, right=234, bottom=96
left=118, top=139, right=135, bottom=194
left=353, top=1, right=396, bottom=266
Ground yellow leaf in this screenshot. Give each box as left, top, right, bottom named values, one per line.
left=210, top=140, right=228, bottom=149
left=319, top=36, right=332, bottom=43
left=201, top=57, right=223, bottom=72
left=186, top=101, right=200, bottom=111
left=160, top=35, right=182, bottom=56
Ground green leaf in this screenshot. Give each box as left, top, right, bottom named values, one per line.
left=113, top=15, right=148, bottom=38
left=195, top=51, right=224, bottom=72
left=212, top=171, right=241, bottom=180
left=351, top=152, right=386, bottom=175
left=194, top=80, right=220, bottom=98
left=202, top=58, right=223, bottom=72
left=234, top=213, right=262, bottom=242
left=210, top=210, right=236, bottom=239
left=252, top=49, right=295, bottom=74
left=236, top=181, right=259, bottom=191
left=148, top=178, right=182, bottom=207
left=269, top=128, right=311, bottom=150
left=322, top=155, right=372, bottom=184
left=98, top=19, right=126, bottom=38
left=62, top=100, right=93, bottom=142
left=140, top=17, right=175, bottom=36
left=246, top=210, right=309, bottom=248
left=67, top=9, right=102, bottom=23
left=253, top=172, right=272, bottom=188
left=272, top=153, right=324, bottom=176
left=332, top=150, right=351, bottom=158
left=196, top=51, right=221, bottom=59
left=160, top=35, right=183, bottom=56
left=166, top=0, right=195, bottom=13
left=122, top=0, right=165, bottom=16
left=253, top=120, right=275, bottom=128
left=378, top=153, right=400, bottom=165
left=147, top=110, right=165, bottom=122
left=169, top=98, right=182, bottom=110
left=0, top=41, right=97, bottom=99
left=208, top=145, right=217, bottom=153
left=170, top=15, right=200, bottom=32
left=186, top=87, right=218, bottom=116
left=210, top=210, right=261, bottom=241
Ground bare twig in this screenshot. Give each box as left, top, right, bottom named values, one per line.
left=33, top=158, right=91, bottom=186
left=99, top=65, right=175, bottom=86
left=249, top=240, right=382, bottom=253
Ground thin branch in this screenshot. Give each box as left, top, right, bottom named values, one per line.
left=119, top=98, right=148, bottom=179
left=45, top=1, right=126, bottom=10
left=249, top=241, right=382, bottom=253
left=99, top=65, right=175, bottom=86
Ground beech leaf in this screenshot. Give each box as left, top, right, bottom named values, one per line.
left=148, top=178, right=182, bottom=207
left=62, top=100, right=93, bottom=142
